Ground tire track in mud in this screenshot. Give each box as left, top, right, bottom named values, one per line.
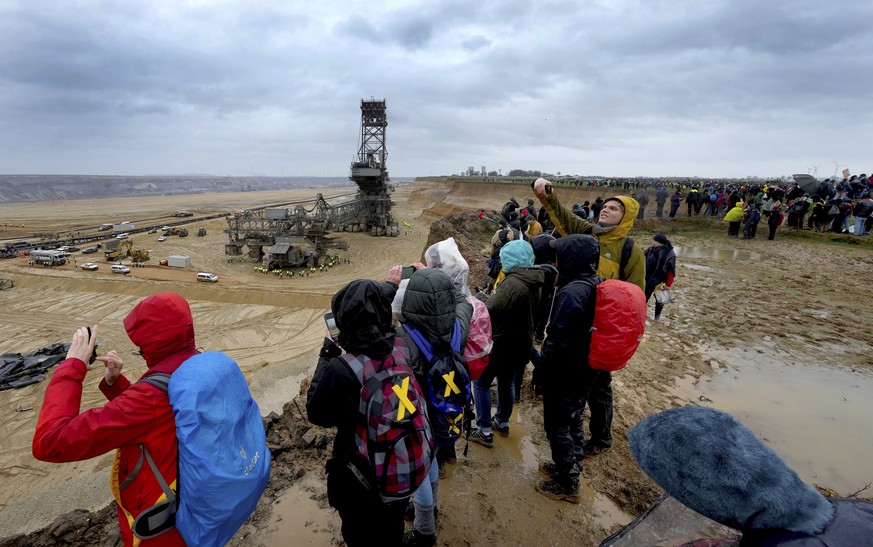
left=6, top=271, right=334, bottom=310
left=0, top=184, right=422, bottom=536
left=0, top=282, right=327, bottom=377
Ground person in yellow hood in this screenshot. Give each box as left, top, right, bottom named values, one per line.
left=532, top=178, right=645, bottom=291
left=532, top=177, right=645, bottom=458
left=723, top=201, right=745, bottom=237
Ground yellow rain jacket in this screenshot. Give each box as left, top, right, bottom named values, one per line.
left=723, top=203, right=745, bottom=223
left=536, top=192, right=645, bottom=290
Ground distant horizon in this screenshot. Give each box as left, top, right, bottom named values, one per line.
left=0, top=172, right=836, bottom=181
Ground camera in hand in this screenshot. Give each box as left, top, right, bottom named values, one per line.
left=86, top=327, right=98, bottom=365
left=401, top=266, right=417, bottom=279
left=323, top=313, right=341, bottom=340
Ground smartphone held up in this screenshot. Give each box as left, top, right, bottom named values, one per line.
left=401, top=265, right=417, bottom=280
left=86, top=327, right=99, bottom=365
left=324, top=313, right=341, bottom=340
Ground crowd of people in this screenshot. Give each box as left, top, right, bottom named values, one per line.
left=305, top=176, right=870, bottom=545
left=252, top=254, right=351, bottom=277
left=305, top=176, right=677, bottom=545
left=28, top=173, right=871, bottom=546
left=578, top=174, right=873, bottom=240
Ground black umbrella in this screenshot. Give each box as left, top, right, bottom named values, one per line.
left=792, top=174, right=820, bottom=195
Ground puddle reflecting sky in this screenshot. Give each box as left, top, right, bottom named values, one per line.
left=674, top=246, right=761, bottom=262
left=671, top=346, right=873, bottom=496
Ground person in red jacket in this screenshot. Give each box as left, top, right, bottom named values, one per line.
left=32, top=292, right=198, bottom=546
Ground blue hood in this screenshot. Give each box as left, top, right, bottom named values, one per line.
left=499, top=239, right=534, bottom=273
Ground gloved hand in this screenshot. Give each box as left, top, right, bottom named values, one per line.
left=320, top=338, right=341, bottom=358
left=658, top=283, right=667, bottom=291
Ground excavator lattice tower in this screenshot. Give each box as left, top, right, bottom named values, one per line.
left=347, top=99, right=398, bottom=236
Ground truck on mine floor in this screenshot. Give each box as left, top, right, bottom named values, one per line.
left=30, top=249, right=67, bottom=266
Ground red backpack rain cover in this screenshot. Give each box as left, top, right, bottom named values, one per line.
left=588, top=279, right=646, bottom=371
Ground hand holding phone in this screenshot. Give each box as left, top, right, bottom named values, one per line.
left=324, top=312, right=340, bottom=340
left=86, top=327, right=99, bottom=365
left=401, top=265, right=416, bottom=280
left=532, top=178, right=552, bottom=197
left=66, top=326, right=98, bottom=369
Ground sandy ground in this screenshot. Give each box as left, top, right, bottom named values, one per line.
left=1, top=180, right=872, bottom=546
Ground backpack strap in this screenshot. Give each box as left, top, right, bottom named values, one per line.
left=403, top=320, right=462, bottom=360
left=618, top=237, right=634, bottom=280
left=141, top=446, right=177, bottom=506
left=129, top=445, right=178, bottom=539
left=403, top=324, right=435, bottom=362
left=119, top=448, right=146, bottom=490
left=120, top=375, right=179, bottom=537
left=126, top=373, right=175, bottom=495
left=340, top=353, right=366, bottom=385
left=139, top=372, right=171, bottom=392
left=449, top=320, right=462, bottom=354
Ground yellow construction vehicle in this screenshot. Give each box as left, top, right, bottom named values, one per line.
left=105, top=240, right=132, bottom=260
left=131, top=248, right=150, bottom=262
left=104, top=240, right=150, bottom=262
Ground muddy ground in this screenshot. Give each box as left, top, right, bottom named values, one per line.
left=0, top=180, right=871, bottom=546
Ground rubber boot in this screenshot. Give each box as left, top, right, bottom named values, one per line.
left=405, top=501, right=436, bottom=546
left=535, top=478, right=580, bottom=504
left=403, top=529, right=436, bottom=547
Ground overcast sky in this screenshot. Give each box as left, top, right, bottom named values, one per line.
left=1, top=0, right=870, bottom=178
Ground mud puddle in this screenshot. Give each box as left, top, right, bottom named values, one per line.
left=258, top=476, right=337, bottom=546
left=674, top=246, right=761, bottom=262
left=668, top=345, right=873, bottom=496
left=256, top=409, right=634, bottom=546
left=498, top=408, right=631, bottom=529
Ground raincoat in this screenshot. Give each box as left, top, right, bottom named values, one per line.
left=723, top=203, right=745, bottom=223
left=535, top=192, right=645, bottom=290
left=33, top=292, right=197, bottom=546
left=424, top=238, right=492, bottom=379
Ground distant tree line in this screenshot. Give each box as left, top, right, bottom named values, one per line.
left=507, top=169, right=544, bottom=177
left=458, top=168, right=556, bottom=178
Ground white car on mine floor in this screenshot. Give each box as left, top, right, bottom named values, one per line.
left=82, top=263, right=98, bottom=271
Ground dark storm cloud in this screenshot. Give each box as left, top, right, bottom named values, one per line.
left=0, top=0, right=869, bottom=177
left=0, top=3, right=318, bottom=118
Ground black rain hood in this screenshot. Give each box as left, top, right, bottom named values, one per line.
left=401, top=268, right=458, bottom=351
left=554, top=234, right=600, bottom=284
left=331, top=279, right=396, bottom=359
left=530, top=233, right=556, bottom=265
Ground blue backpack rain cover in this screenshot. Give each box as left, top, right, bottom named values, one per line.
left=403, top=320, right=472, bottom=446
left=144, top=352, right=271, bottom=546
